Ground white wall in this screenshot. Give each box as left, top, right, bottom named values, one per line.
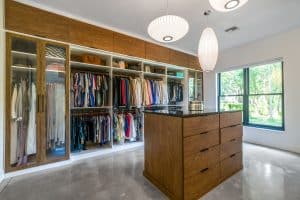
left=0, top=0, right=5, bottom=182
left=204, top=27, right=300, bottom=154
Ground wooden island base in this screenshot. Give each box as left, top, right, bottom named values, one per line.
left=144, top=110, right=243, bottom=200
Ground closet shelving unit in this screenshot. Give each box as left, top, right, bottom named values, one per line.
left=69, top=45, right=194, bottom=156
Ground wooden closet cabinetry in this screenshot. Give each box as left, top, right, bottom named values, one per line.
left=5, top=33, right=70, bottom=172
left=220, top=112, right=243, bottom=181
left=144, top=111, right=243, bottom=200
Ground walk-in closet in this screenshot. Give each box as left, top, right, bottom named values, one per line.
left=5, top=32, right=203, bottom=172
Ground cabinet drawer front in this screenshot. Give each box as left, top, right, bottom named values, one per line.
left=221, top=152, right=243, bottom=181
left=220, top=112, right=242, bottom=128
left=184, top=146, right=220, bottom=178
left=184, top=129, right=219, bottom=156
left=221, top=125, right=243, bottom=144
left=184, top=164, right=220, bottom=200
left=183, top=114, right=219, bottom=137
left=220, top=138, right=242, bottom=160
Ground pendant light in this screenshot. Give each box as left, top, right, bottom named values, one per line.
left=209, top=0, right=248, bottom=12
left=147, top=0, right=189, bottom=43
left=198, top=11, right=218, bottom=72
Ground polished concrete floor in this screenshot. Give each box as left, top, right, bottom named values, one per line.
left=1, top=143, right=300, bottom=200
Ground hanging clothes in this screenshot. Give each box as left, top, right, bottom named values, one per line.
left=26, top=83, right=36, bottom=155
left=113, top=76, right=143, bottom=108
left=71, top=114, right=111, bottom=152
left=113, top=109, right=143, bottom=144
left=142, top=79, right=168, bottom=106
left=46, top=83, right=65, bottom=152
left=10, top=80, right=34, bottom=166
left=72, top=72, right=109, bottom=108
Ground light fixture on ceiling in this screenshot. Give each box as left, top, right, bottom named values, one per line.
left=198, top=10, right=219, bottom=72
left=147, top=0, right=189, bottom=43
left=209, top=0, right=248, bottom=12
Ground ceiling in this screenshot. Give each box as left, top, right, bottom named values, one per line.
left=17, top=0, right=300, bottom=54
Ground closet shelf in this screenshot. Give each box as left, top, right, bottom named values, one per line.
left=112, top=67, right=142, bottom=74
left=12, top=50, right=37, bottom=58
left=167, top=75, right=184, bottom=80
left=71, top=106, right=112, bottom=110
left=46, top=56, right=66, bottom=62
left=70, top=61, right=111, bottom=70
left=143, top=72, right=166, bottom=77
left=12, top=65, right=36, bottom=71
left=46, top=69, right=65, bottom=73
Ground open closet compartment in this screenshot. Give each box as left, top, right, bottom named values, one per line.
left=166, top=65, right=186, bottom=108
left=70, top=47, right=113, bottom=153
left=5, top=33, right=70, bottom=172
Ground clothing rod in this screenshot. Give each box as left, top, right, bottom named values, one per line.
left=71, top=69, right=109, bottom=75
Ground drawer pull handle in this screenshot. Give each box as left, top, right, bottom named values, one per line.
left=200, top=148, right=209, bottom=152
left=200, top=131, right=209, bottom=135
left=230, top=138, right=236, bottom=142
left=230, top=154, right=236, bottom=158
left=200, top=168, right=209, bottom=173
left=229, top=124, right=239, bottom=128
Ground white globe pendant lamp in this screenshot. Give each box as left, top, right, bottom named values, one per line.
left=209, top=0, right=248, bottom=12
left=147, top=0, right=189, bottom=43
left=198, top=11, right=219, bottom=72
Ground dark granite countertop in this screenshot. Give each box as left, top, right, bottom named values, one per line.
left=143, top=109, right=241, bottom=118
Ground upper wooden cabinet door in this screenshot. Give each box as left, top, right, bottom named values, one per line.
left=68, top=20, right=114, bottom=52
left=169, top=49, right=189, bottom=67
left=5, top=0, right=70, bottom=41
left=113, top=33, right=145, bottom=58
left=189, top=55, right=202, bottom=71
left=145, top=42, right=170, bottom=63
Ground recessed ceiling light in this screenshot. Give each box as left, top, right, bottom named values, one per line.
left=209, top=0, right=248, bottom=12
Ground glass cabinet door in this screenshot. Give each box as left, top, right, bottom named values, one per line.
left=43, top=43, right=69, bottom=160
left=8, top=35, right=39, bottom=169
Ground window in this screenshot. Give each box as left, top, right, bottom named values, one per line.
left=218, top=61, right=284, bottom=130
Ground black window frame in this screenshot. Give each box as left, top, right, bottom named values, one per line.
left=218, top=61, right=285, bottom=131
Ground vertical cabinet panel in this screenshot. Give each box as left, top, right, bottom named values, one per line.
left=145, top=42, right=170, bottom=63
left=188, top=55, right=202, bottom=71
left=113, top=33, right=145, bottom=58
left=6, top=34, right=40, bottom=171
left=68, top=20, right=114, bottom=52
left=5, top=0, right=70, bottom=41
left=169, top=49, right=189, bottom=67
left=5, top=33, right=69, bottom=172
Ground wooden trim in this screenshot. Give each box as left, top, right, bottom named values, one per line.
left=5, top=32, right=12, bottom=172
left=5, top=0, right=196, bottom=69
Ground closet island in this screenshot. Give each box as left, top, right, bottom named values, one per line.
left=143, top=110, right=243, bottom=200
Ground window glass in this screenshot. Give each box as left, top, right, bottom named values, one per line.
left=249, top=62, right=282, bottom=94
left=220, top=96, right=243, bottom=111
left=249, top=95, right=283, bottom=127
left=220, top=69, right=244, bottom=96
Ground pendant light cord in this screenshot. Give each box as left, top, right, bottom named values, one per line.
left=166, top=0, right=169, bottom=15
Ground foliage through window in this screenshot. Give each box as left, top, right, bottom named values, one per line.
left=218, top=61, right=284, bottom=130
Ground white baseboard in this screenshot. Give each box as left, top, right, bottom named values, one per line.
left=4, top=142, right=144, bottom=179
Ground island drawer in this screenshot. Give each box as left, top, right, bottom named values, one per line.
left=221, top=152, right=243, bottom=181
left=184, top=129, right=219, bottom=156
left=183, top=114, right=219, bottom=137
left=220, top=111, right=242, bottom=128
left=184, top=164, right=220, bottom=200
left=184, top=145, right=220, bottom=178
left=220, top=137, right=242, bottom=160
left=220, top=125, right=243, bottom=144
